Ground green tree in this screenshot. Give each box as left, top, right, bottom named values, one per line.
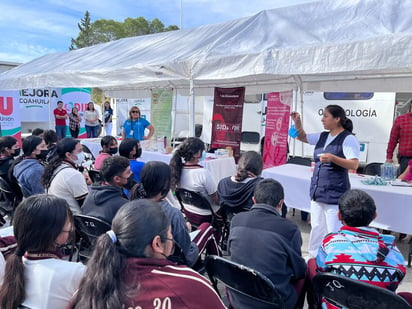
left=70, top=12, right=179, bottom=50
left=70, top=11, right=94, bottom=50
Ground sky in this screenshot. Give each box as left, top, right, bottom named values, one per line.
left=0, top=0, right=316, bottom=64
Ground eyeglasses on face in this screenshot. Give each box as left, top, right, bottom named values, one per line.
left=131, top=110, right=140, bottom=113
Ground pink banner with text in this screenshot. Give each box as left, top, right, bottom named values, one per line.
left=263, top=90, right=293, bottom=168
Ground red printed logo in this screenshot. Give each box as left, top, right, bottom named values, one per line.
left=0, top=97, right=13, bottom=115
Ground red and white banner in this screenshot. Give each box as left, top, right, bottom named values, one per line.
left=211, top=87, right=245, bottom=162
left=263, top=90, right=293, bottom=168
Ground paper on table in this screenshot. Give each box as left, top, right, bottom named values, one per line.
left=391, top=180, right=412, bottom=187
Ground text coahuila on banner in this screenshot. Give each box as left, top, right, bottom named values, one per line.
left=211, top=87, right=245, bottom=162
left=263, top=90, right=293, bottom=168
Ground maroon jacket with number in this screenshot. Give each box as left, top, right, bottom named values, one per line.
left=122, top=258, right=226, bottom=309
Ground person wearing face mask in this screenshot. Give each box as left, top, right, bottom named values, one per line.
left=81, top=156, right=131, bottom=223
left=41, top=138, right=89, bottom=214
left=93, top=135, right=118, bottom=170
left=130, top=161, right=220, bottom=268
left=119, top=138, right=144, bottom=182
left=11, top=136, right=47, bottom=197
left=69, top=200, right=225, bottom=309
left=0, top=136, right=20, bottom=180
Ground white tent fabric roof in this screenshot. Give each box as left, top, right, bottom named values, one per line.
left=1, top=0, right=412, bottom=96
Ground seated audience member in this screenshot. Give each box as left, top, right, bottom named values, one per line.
left=43, top=129, right=58, bottom=162
left=42, top=138, right=88, bottom=214
left=0, top=194, right=85, bottom=309
left=82, top=156, right=130, bottom=223
left=31, top=128, right=44, bottom=137
left=218, top=151, right=264, bottom=217
left=130, top=161, right=220, bottom=267
left=93, top=135, right=118, bottom=170
left=119, top=137, right=145, bottom=182
left=170, top=137, right=221, bottom=225
left=229, top=178, right=307, bottom=309
left=69, top=200, right=226, bottom=309
left=309, top=189, right=410, bottom=308
left=0, top=136, right=20, bottom=179
left=12, top=135, right=47, bottom=197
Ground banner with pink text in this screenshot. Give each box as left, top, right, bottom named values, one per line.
left=263, top=90, right=293, bottom=168
left=211, top=87, right=245, bottom=162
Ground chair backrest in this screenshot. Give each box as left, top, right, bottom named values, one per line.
left=81, top=144, right=95, bottom=161
left=363, top=162, right=383, bottom=176
left=205, top=255, right=285, bottom=308
left=74, top=214, right=111, bottom=239
left=313, top=272, right=412, bottom=309
left=175, top=188, right=219, bottom=227
left=287, top=156, right=312, bottom=166
left=0, top=176, right=23, bottom=221
left=241, top=131, right=260, bottom=144
left=73, top=214, right=111, bottom=261
left=88, top=169, right=103, bottom=184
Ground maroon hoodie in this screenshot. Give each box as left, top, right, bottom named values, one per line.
left=122, top=258, right=226, bottom=309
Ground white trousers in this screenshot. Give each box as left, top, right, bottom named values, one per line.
left=105, top=122, right=113, bottom=136
left=308, top=200, right=342, bottom=258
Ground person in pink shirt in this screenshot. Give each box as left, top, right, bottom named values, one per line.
left=93, top=135, right=118, bottom=170
left=398, top=159, right=412, bottom=182
left=53, top=101, right=68, bottom=140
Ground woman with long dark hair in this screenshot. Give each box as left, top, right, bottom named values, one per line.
left=290, top=104, right=360, bottom=257
left=103, top=101, right=113, bottom=136
left=169, top=137, right=221, bottom=223
left=70, top=200, right=225, bottom=308
left=68, top=106, right=82, bottom=138
left=130, top=161, right=220, bottom=267
left=84, top=102, right=100, bottom=138
left=0, top=194, right=85, bottom=309
left=12, top=135, right=47, bottom=197
left=41, top=138, right=89, bottom=214
left=0, top=135, right=19, bottom=179
left=217, top=151, right=264, bottom=217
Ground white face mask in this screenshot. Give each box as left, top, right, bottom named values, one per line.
left=74, top=151, right=85, bottom=166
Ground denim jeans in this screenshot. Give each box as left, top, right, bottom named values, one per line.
left=85, top=125, right=99, bottom=138
left=55, top=125, right=67, bottom=140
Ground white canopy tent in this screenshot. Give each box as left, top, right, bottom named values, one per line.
left=1, top=0, right=412, bottom=135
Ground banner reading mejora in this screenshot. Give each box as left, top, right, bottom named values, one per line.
left=211, top=87, right=245, bottom=162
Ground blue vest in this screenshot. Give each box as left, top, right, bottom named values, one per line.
left=309, top=130, right=351, bottom=204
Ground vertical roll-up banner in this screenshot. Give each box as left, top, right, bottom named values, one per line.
left=211, top=87, right=245, bottom=162
left=0, top=91, right=21, bottom=141
left=151, top=88, right=173, bottom=146
left=263, top=90, right=293, bottom=168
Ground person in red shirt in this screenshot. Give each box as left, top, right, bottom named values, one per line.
left=53, top=101, right=68, bottom=140
left=69, top=200, right=226, bottom=309
left=386, top=102, right=412, bottom=175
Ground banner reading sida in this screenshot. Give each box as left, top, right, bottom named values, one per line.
left=211, top=87, right=245, bottom=162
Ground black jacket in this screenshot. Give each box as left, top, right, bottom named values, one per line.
left=81, top=185, right=128, bottom=223
left=228, top=203, right=306, bottom=309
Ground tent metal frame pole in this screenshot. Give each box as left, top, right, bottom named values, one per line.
left=189, top=79, right=195, bottom=137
